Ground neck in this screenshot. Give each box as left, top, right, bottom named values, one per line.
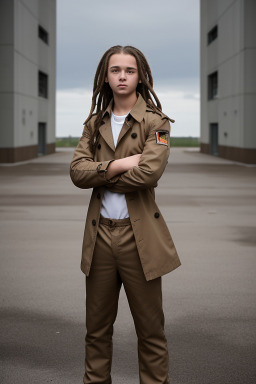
left=112, top=92, right=137, bottom=116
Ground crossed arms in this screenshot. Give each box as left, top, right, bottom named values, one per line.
left=70, top=118, right=171, bottom=193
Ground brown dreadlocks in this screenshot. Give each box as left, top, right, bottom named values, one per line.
left=84, top=45, right=163, bottom=153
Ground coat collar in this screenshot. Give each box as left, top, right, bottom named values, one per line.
left=99, top=93, right=147, bottom=152
left=102, top=92, right=147, bottom=123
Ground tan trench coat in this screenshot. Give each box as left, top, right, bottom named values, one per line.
left=70, top=93, right=181, bottom=281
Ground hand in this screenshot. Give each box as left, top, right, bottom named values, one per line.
left=124, top=154, right=141, bottom=168
left=106, top=154, right=142, bottom=179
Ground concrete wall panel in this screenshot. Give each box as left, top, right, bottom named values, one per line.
left=0, top=47, right=14, bottom=92
left=244, top=0, right=256, bottom=47
left=14, top=93, right=38, bottom=147
left=219, top=52, right=243, bottom=99
left=244, top=49, right=256, bottom=93
left=206, top=0, right=218, bottom=29
left=218, top=95, right=243, bottom=147
left=38, top=0, right=49, bottom=29
left=216, top=0, right=235, bottom=19
left=0, top=94, right=14, bottom=147
left=0, top=0, right=14, bottom=45
left=14, top=0, right=38, bottom=64
left=19, top=0, right=39, bottom=19
left=243, top=95, right=256, bottom=148
left=14, top=51, right=37, bottom=97
left=218, top=0, right=243, bottom=64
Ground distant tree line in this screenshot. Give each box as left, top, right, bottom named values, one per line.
left=56, top=136, right=200, bottom=148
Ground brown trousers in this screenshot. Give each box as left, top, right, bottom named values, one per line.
left=84, top=216, right=170, bottom=384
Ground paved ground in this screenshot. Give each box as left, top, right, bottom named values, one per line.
left=0, top=147, right=256, bottom=384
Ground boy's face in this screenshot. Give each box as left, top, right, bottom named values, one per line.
left=105, top=53, right=141, bottom=98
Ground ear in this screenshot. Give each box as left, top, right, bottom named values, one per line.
left=105, top=76, right=108, bottom=83
left=138, top=79, right=142, bottom=83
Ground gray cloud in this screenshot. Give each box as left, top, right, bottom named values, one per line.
left=57, top=0, right=199, bottom=90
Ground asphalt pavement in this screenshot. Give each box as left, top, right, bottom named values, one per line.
left=0, top=147, right=256, bottom=384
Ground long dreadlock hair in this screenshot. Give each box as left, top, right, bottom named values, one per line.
left=84, top=45, right=163, bottom=153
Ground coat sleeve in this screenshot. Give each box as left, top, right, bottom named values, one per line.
left=106, top=117, right=171, bottom=193
left=70, top=123, right=116, bottom=189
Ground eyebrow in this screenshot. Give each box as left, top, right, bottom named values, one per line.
left=110, top=66, right=137, bottom=70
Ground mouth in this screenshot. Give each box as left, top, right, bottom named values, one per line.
left=118, top=84, right=127, bottom=87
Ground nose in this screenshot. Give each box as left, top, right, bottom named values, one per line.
left=119, top=70, right=126, bottom=80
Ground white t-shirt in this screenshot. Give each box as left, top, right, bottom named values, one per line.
left=100, top=111, right=130, bottom=219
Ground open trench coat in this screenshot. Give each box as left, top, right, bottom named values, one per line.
left=70, top=93, right=181, bottom=281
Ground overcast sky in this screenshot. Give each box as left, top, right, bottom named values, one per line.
left=56, top=0, right=200, bottom=137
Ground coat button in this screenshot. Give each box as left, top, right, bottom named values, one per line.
left=92, top=219, right=96, bottom=226
left=154, top=212, right=160, bottom=219
left=98, top=144, right=101, bottom=149
left=97, top=193, right=101, bottom=199
left=131, top=133, right=137, bottom=139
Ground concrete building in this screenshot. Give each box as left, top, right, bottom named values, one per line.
left=0, top=0, right=56, bottom=163
left=200, top=0, right=256, bottom=164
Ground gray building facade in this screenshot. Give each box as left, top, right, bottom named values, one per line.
left=200, top=0, right=256, bottom=164
left=0, top=0, right=56, bottom=163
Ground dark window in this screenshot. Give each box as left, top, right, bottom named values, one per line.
left=38, top=123, right=47, bottom=155
left=208, top=25, right=218, bottom=45
left=210, top=123, right=218, bottom=156
left=38, top=71, right=48, bottom=98
left=38, top=25, right=49, bottom=44
left=208, top=71, right=218, bottom=100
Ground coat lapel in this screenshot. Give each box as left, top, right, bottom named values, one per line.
left=99, top=119, right=115, bottom=152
